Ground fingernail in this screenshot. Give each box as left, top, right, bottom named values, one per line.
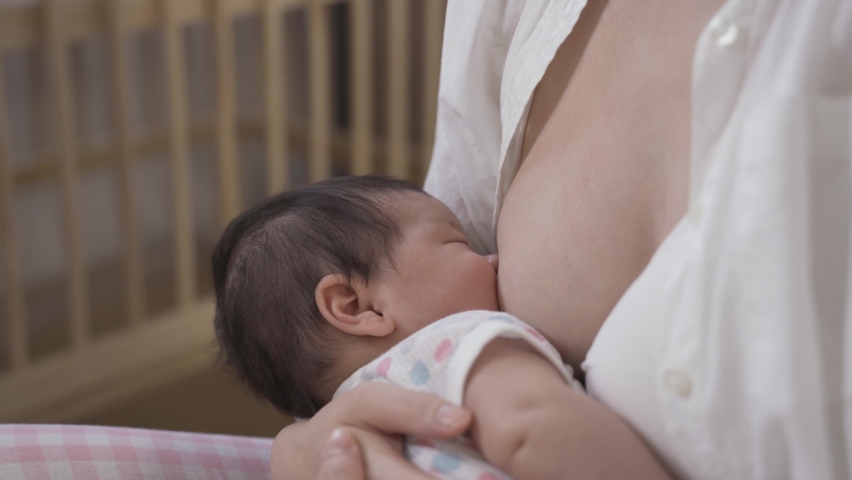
left=436, top=404, right=468, bottom=427
left=322, top=429, right=355, bottom=458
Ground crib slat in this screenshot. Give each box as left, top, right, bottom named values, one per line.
left=421, top=0, right=443, bottom=175
left=162, top=0, right=197, bottom=308
left=349, top=0, right=373, bottom=176
left=263, top=0, right=288, bottom=194
left=107, top=0, right=145, bottom=326
left=0, top=60, right=29, bottom=368
left=46, top=0, right=91, bottom=347
left=387, top=0, right=410, bottom=179
left=213, top=0, right=241, bottom=226
left=308, top=0, right=331, bottom=182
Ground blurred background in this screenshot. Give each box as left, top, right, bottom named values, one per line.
left=0, top=0, right=445, bottom=437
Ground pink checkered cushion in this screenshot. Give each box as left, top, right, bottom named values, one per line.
left=0, top=424, right=272, bottom=479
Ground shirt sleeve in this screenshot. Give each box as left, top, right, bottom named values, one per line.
left=422, top=0, right=525, bottom=255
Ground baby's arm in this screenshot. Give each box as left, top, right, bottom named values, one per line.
left=464, top=338, right=672, bottom=479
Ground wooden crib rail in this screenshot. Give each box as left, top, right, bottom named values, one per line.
left=349, top=0, right=371, bottom=176
left=263, top=0, right=287, bottom=194
left=308, top=0, right=331, bottom=183
left=0, top=56, right=27, bottom=370
left=0, top=0, right=445, bottom=422
left=213, top=0, right=241, bottom=227
left=46, top=0, right=91, bottom=349
left=162, top=0, right=198, bottom=309
left=0, top=0, right=330, bottom=51
left=107, top=0, right=146, bottom=327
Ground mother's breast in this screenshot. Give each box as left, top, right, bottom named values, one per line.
left=496, top=137, right=660, bottom=371
left=495, top=0, right=707, bottom=370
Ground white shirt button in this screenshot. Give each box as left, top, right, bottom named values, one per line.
left=663, top=369, right=693, bottom=398
left=709, top=17, right=739, bottom=47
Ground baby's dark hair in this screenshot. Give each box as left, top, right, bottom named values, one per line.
left=212, top=175, right=422, bottom=417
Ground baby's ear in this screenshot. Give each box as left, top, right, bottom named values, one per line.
left=315, top=274, right=395, bottom=337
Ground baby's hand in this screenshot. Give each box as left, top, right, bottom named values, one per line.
left=271, top=382, right=471, bottom=479
left=317, top=428, right=437, bottom=480
left=317, top=430, right=365, bottom=480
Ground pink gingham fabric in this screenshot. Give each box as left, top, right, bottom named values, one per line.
left=0, top=424, right=272, bottom=480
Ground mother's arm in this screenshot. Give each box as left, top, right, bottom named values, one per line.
left=270, top=382, right=472, bottom=479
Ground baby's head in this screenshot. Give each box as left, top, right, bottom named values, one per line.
left=213, top=176, right=498, bottom=417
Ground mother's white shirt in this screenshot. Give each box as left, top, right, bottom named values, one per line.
left=424, top=0, right=852, bottom=479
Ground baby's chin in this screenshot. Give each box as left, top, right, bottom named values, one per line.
left=419, top=298, right=501, bottom=329
left=480, top=295, right=500, bottom=313
left=467, top=280, right=500, bottom=313
left=466, top=285, right=500, bottom=313
left=459, top=295, right=500, bottom=315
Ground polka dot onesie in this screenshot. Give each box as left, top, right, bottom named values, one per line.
left=333, top=310, right=584, bottom=480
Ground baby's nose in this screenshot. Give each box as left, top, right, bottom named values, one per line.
left=485, top=254, right=499, bottom=272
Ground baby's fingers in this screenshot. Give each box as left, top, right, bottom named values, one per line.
left=353, top=428, right=438, bottom=480
left=318, top=429, right=365, bottom=480
left=318, top=427, right=435, bottom=480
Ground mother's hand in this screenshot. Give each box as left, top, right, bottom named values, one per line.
left=270, top=382, right=472, bottom=479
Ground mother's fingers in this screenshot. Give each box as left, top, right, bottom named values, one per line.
left=318, top=429, right=364, bottom=480
left=336, top=383, right=472, bottom=438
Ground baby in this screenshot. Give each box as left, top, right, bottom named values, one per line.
left=212, top=176, right=669, bottom=479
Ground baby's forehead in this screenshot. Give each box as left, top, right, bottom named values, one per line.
left=385, top=191, right=461, bottom=227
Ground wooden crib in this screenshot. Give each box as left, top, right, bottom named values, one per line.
left=0, top=0, right=445, bottom=424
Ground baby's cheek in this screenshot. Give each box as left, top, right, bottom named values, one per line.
left=457, top=257, right=499, bottom=311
